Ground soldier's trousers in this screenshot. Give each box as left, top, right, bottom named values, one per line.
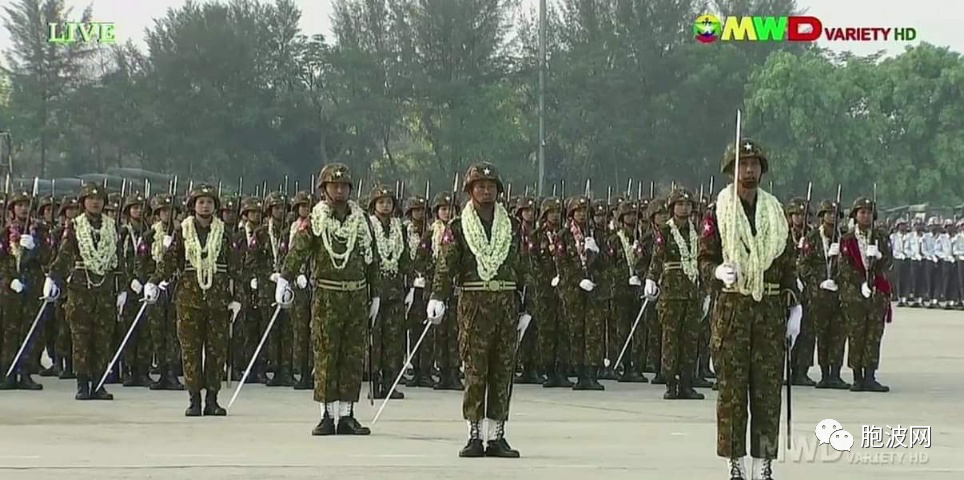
left=910, top=260, right=925, bottom=299
left=121, top=293, right=153, bottom=375
left=646, top=307, right=662, bottom=371
left=372, top=299, right=404, bottom=376
left=613, top=294, right=645, bottom=371
left=458, top=291, right=515, bottom=422
left=291, top=291, right=313, bottom=373
left=809, top=295, right=846, bottom=367
left=176, top=303, right=229, bottom=392
left=406, top=290, right=433, bottom=373
left=940, top=261, right=957, bottom=302
left=790, top=303, right=815, bottom=372
left=40, top=300, right=60, bottom=363
left=1, top=292, right=45, bottom=374
left=657, top=298, right=700, bottom=380
left=435, top=296, right=459, bottom=370
left=895, top=259, right=910, bottom=299
left=925, top=261, right=939, bottom=300
left=65, top=284, right=114, bottom=377
left=55, top=299, right=72, bottom=368
left=243, top=303, right=269, bottom=371
left=262, top=300, right=292, bottom=373
left=565, top=291, right=605, bottom=367
left=957, top=263, right=964, bottom=303
left=311, top=287, right=367, bottom=403
left=712, top=293, right=785, bottom=459
left=537, top=289, right=568, bottom=369
left=605, top=300, right=617, bottom=363
left=843, top=297, right=887, bottom=369
left=150, top=295, right=180, bottom=370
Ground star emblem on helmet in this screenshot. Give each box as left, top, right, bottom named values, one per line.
left=334, top=170, right=343, bottom=177
left=743, top=142, right=753, bottom=151
left=483, top=167, right=491, bottom=175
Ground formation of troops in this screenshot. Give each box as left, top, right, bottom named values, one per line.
left=0, top=136, right=943, bottom=479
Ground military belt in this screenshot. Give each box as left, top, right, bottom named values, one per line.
left=721, top=282, right=782, bottom=296
left=185, top=264, right=228, bottom=274
left=316, top=278, right=368, bottom=291
left=663, top=262, right=682, bottom=270
left=459, top=280, right=516, bottom=292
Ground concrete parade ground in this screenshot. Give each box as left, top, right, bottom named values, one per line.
left=1, top=306, right=961, bottom=480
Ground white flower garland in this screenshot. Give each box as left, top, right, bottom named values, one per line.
left=309, top=200, right=373, bottom=269
left=151, top=221, right=167, bottom=263
left=289, top=217, right=307, bottom=247
left=181, top=216, right=224, bottom=291
left=370, top=215, right=404, bottom=275
left=616, top=229, right=635, bottom=270
left=74, top=213, right=118, bottom=276
left=9, top=227, right=23, bottom=272
left=715, top=185, right=788, bottom=301
left=855, top=227, right=871, bottom=268
left=268, top=218, right=281, bottom=268
left=460, top=202, right=512, bottom=281
left=405, top=219, right=421, bottom=260
left=668, top=217, right=699, bottom=284
left=431, top=219, right=446, bottom=260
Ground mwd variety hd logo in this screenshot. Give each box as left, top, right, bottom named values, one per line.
left=695, top=14, right=916, bottom=43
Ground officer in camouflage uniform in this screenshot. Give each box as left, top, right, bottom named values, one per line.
left=278, top=163, right=379, bottom=436
left=240, top=196, right=268, bottom=383
left=51, top=197, right=80, bottom=379
left=426, top=191, right=463, bottom=391
left=102, top=193, right=124, bottom=384
left=247, top=191, right=296, bottom=387
left=785, top=197, right=816, bottom=386
left=513, top=195, right=543, bottom=384
left=646, top=188, right=704, bottom=400
left=838, top=197, right=892, bottom=393
left=146, top=184, right=239, bottom=416
left=699, top=140, right=800, bottom=479
left=590, top=198, right=617, bottom=380
left=607, top=199, right=648, bottom=383
left=403, top=194, right=434, bottom=388
left=534, top=197, right=571, bottom=387
left=798, top=200, right=850, bottom=389
left=0, top=189, right=49, bottom=390
left=288, top=191, right=315, bottom=390
left=558, top=195, right=609, bottom=390
left=367, top=184, right=409, bottom=400
left=49, top=183, right=123, bottom=400
left=36, top=195, right=63, bottom=378
left=117, top=192, right=153, bottom=387
left=429, top=163, right=526, bottom=458
left=645, top=198, right=669, bottom=384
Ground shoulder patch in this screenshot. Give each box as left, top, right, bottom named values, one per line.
left=702, top=216, right=716, bottom=238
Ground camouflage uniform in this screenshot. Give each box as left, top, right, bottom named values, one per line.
left=431, top=163, right=525, bottom=458
left=838, top=197, right=893, bottom=392
left=698, top=140, right=799, bottom=467
left=402, top=195, right=434, bottom=388
left=281, top=163, right=378, bottom=436
left=590, top=199, right=616, bottom=380
left=606, top=200, right=648, bottom=382
left=798, top=200, right=850, bottom=389
left=51, top=197, right=80, bottom=379
left=644, top=199, right=668, bottom=383
left=0, top=190, right=50, bottom=390
left=150, top=184, right=240, bottom=416
left=425, top=192, right=463, bottom=390
left=287, top=192, right=315, bottom=390
left=49, top=183, right=124, bottom=400
left=117, top=193, right=153, bottom=387
left=36, top=196, right=63, bottom=378
left=513, top=195, right=543, bottom=384
left=240, top=197, right=269, bottom=383
left=533, top=198, right=571, bottom=387
left=557, top=195, right=610, bottom=390
left=648, top=189, right=704, bottom=399
left=785, top=197, right=816, bottom=386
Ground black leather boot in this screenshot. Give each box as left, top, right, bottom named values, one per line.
left=185, top=391, right=202, bottom=417
left=651, top=371, right=666, bottom=385
left=267, top=367, right=296, bottom=387
left=587, top=365, right=605, bottom=390
left=829, top=364, right=851, bottom=389
left=850, top=368, right=865, bottom=391
left=40, top=356, right=63, bottom=377
left=294, top=370, right=314, bottom=390
left=385, top=371, right=405, bottom=399
left=203, top=390, right=228, bottom=415
left=336, top=405, right=371, bottom=435
left=0, top=368, right=17, bottom=390
left=543, top=366, right=572, bottom=388
left=663, top=377, right=679, bottom=399
left=164, top=367, right=185, bottom=390
left=311, top=413, right=336, bottom=435
left=792, top=368, right=816, bottom=386
left=572, top=366, right=595, bottom=391
left=691, top=365, right=713, bottom=388
left=60, top=356, right=76, bottom=379
left=815, top=365, right=832, bottom=388
left=617, top=364, right=648, bottom=383
left=484, top=420, right=520, bottom=458
left=91, top=376, right=114, bottom=400
left=75, top=375, right=91, bottom=400
left=459, top=421, right=485, bottom=457
left=18, top=372, right=43, bottom=390
left=862, top=368, right=890, bottom=392
left=677, top=375, right=705, bottom=399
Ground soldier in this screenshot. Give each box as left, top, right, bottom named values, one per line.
left=240, top=196, right=268, bottom=383
left=838, top=197, right=892, bottom=392
left=891, top=219, right=909, bottom=306
left=590, top=199, right=616, bottom=380
left=247, top=191, right=295, bottom=386
left=699, top=140, right=801, bottom=479
left=954, top=220, right=964, bottom=308
left=426, top=191, right=463, bottom=391
left=48, top=183, right=123, bottom=400
left=936, top=220, right=955, bottom=309
left=905, top=220, right=924, bottom=306
left=118, top=192, right=153, bottom=387
left=366, top=184, right=408, bottom=400
left=513, top=195, right=543, bottom=384
left=51, top=197, right=80, bottom=379
left=404, top=194, right=434, bottom=388
left=427, top=163, right=527, bottom=458
left=558, top=195, right=608, bottom=390
left=799, top=200, right=850, bottom=389
left=276, top=163, right=379, bottom=436
left=145, top=184, right=238, bottom=416
left=534, top=197, right=571, bottom=388
left=645, top=188, right=704, bottom=400
left=645, top=198, right=669, bottom=384
left=921, top=217, right=939, bottom=307
left=103, top=192, right=124, bottom=384
left=36, top=195, right=63, bottom=378
left=608, top=199, right=648, bottom=383
left=784, top=198, right=816, bottom=386
left=0, top=189, right=48, bottom=390
left=288, top=191, right=315, bottom=390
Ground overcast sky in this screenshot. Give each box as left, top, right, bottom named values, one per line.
left=0, top=0, right=958, bottom=60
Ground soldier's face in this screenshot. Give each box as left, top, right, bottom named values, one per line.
left=737, top=157, right=762, bottom=189
left=655, top=212, right=668, bottom=226
left=572, top=208, right=587, bottom=223
left=106, top=210, right=117, bottom=219
left=790, top=213, right=804, bottom=226
left=195, top=197, right=215, bottom=217
left=325, top=182, right=350, bottom=203
left=821, top=211, right=834, bottom=225
left=84, top=197, right=104, bottom=215
left=521, top=209, right=534, bottom=222
left=623, top=212, right=637, bottom=226
left=298, top=205, right=309, bottom=218
left=593, top=212, right=606, bottom=225
left=411, top=208, right=425, bottom=221
left=66, top=206, right=79, bottom=219
left=673, top=201, right=692, bottom=219
left=375, top=197, right=394, bottom=215
left=437, top=206, right=451, bottom=221
left=471, top=180, right=498, bottom=205
left=42, top=206, right=53, bottom=222
left=222, top=210, right=237, bottom=223
left=272, top=205, right=284, bottom=220
left=855, top=208, right=873, bottom=227
left=158, top=208, right=171, bottom=223
left=13, top=201, right=29, bottom=220
left=247, top=211, right=261, bottom=223
left=129, top=205, right=142, bottom=220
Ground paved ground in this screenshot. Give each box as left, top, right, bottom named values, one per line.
left=1, top=306, right=961, bottom=480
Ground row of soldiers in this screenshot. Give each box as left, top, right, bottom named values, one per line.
left=888, top=217, right=964, bottom=308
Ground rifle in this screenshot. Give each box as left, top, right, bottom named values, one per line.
left=826, top=184, right=843, bottom=281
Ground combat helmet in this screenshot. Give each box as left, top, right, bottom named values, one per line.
left=367, top=184, right=396, bottom=212
left=540, top=197, right=562, bottom=219
left=616, top=200, right=639, bottom=222
left=151, top=193, right=175, bottom=212
left=590, top=199, right=608, bottom=217
left=721, top=139, right=768, bottom=174
left=405, top=195, right=427, bottom=216
left=77, top=183, right=108, bottom=203
left=291, top=191, right=314, bottom=210
left=514, top=195, right=537, bottom=216
left=58, top=196, right=80, bottom=216
left=665, top=188, right=695, bottom=210
left=124, top=192, right=149, bottom=216
left=432, top=191, right=454, bottom=212
left=38, top=195, right=58, bottom=217
left=785, top=196, right=807, bottom=216
left=5, top=189, right=30, bottom=211
left=566, top=195, right=590, bottom=217
left=105, top=193, right=122, bottom=211
left=850, top=197, right=876, bottom=220
left=220, top=195, right=240, bottom=212
left=317, top=163, right=352, bottom=189
left=648, top=196, right=668, bottom=219
left=186, top=183, right=220, bottom=210
left=462, top=163, right=504, bottom=194
left=240, top=196, right=263, bottom=216
left=816, top=200, right=841, bottom=218
left=264, top=191, right=288, bottom=213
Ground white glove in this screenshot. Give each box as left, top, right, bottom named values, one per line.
left=296, top=274, right=308, bottom=289
left=144, top=282, right=159, bottom=304
left=866, top=245, right=882, bottom=259
left=578, top=279, right=595, bottom=292
left=413, top=276, right=426, bottom=288
left=250, top=278, right=258, bottom=290
left=701, top=295, right=711, bottom=316
left=643, top=279, right=658, bottom=298
left=819, top=279, right=838, bottom=292
left=130, top=279, right=143, bottom=294
left=550, top=275, right=560, bottom=287
left=861, top=282, right=872, bottom=298
left=796, top=277, right=804, bottom=292
left=583, top=237, right=599, bottom=253
left=269, top=272, right=281, bottom=282
left=159, top=281, right=169, bottom=290
left=369, top=296, right=381, bottom=320
left=274, top=277, right=291, bottom=305
left=826, top=242, right=839, bottom=256
left=714, top=263, right=737, bottom=285
left=19, top=234, right=35, bottom=250
left=162, top=235, right=173, bottom=248
left=42, top=277, right=59, bottom=301
left=628, top=275, right=642, bottom=286
left=404, top=288, right=415, bottom=308
left=427, top=299, right=446, bottom=323
left=786, top=304, right=803, bottom=344
left=228, top=301, right=241, bottom=318
left=517, top=313, right=532, bottom=336
left=931, top=256, right=939, bottom=263
left=116, top=292, right=128, bottom=310
left=10, top=279, right=24, bottom=293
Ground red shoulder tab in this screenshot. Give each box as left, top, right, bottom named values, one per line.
left=801, top=238, right=813, bottom=256
left=654, top=229, right=665, bottom=246
left=441, top=228, right=454, bottom=245
left=702, top=215, right=717, bottom=238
